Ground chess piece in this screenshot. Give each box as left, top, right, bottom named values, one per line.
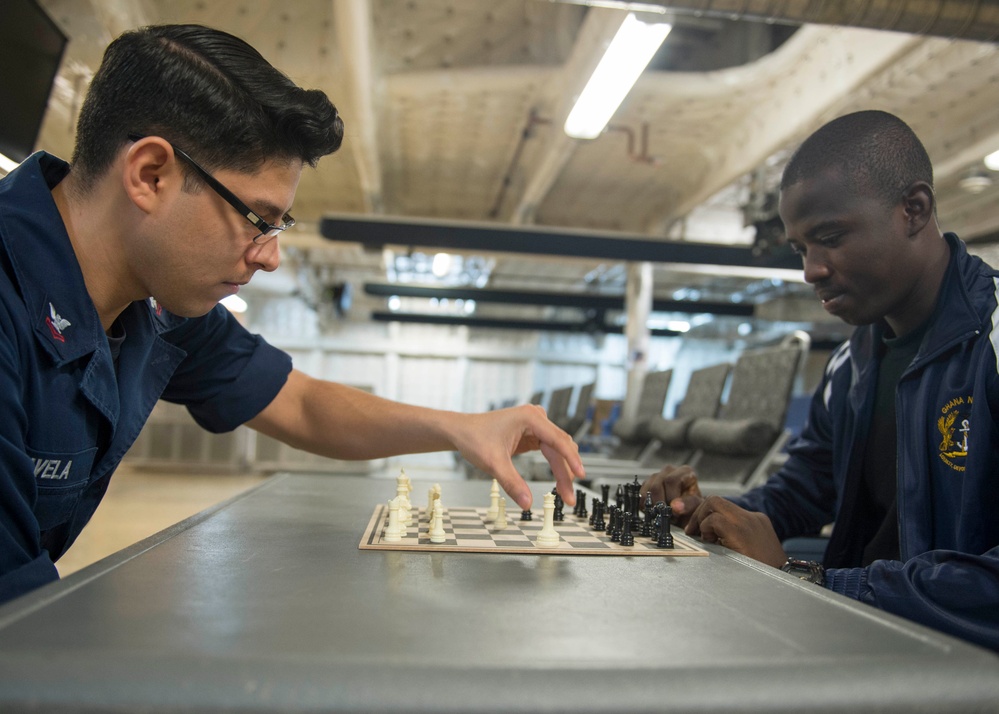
left=552, top=489, right=565, bottom=522
left=656, top=502, right=674, bottom=549
left=520, top=509, right=533, bottom=521
left=576, top=492, right=587, bottom=519
left=641, top=505, right=653, bottom=538
left=593, top=501, right=606, bottom=531
left=486, top=479, right=500, bottom=522
left=384, top=497, right=404, bottom=542
left=536, top=492, right=560, bottom=547
left=620, top=512, right=635, bottom=546
left=609, top=506, right=621, bottom=542
left=494, top=497, right=508, bottom=530
left=427, top=483, right=441, bottom=524
left=429, top=499, right=446, bottom=543
left=601, top=484, right=610, bottom=505
left=396, top=477, right=412, bottom=526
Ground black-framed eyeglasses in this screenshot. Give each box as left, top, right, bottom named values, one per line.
left=127, top=133, right=295, bottom=244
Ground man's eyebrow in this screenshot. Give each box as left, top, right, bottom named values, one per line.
left=803, top=218, right=848, bottom=240
left=251, top=199, right=291, bottom=221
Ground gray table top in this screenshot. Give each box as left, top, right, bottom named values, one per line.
left=1, top=473, right=997, bottom=713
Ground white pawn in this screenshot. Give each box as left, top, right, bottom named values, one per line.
left=486, top=479, right=500, bottom=522
left=396, top=480, right=412, bottom=527
left=494, top=496, right=508, bottom=531
left=429, top=499, right=446, bottom=544
left=426, top=483, right=441, bottom=524
left=384, top=497, right=404, bottom=542
left=536, top=492, right=560, bottom=548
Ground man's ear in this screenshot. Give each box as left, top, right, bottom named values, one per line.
left=902, top=181, right=934, bottom=236
left=122, top=137, right=179, bottom=215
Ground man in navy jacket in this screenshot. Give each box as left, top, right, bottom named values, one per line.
left=643, top=110, right=999, bottom=652
left=0, top=24, right=583, bottom=605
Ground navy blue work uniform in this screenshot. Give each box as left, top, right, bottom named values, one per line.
left=0, top=153, right=292, bottom=603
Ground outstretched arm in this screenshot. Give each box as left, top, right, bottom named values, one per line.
left=247, top=369, right=584, bottom=509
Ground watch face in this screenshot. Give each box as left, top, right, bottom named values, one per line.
left=782, top=559, right=824, bottom=584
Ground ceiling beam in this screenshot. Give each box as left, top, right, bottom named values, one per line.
left=363, top=283, right=755, bottom=317
left=320, top=213, right=800, bottom=269
left=509, top=7, right=629, bottom=225
left=642, top=27, right=923, bottom=233
left=333, top=0, right=384, bottom=213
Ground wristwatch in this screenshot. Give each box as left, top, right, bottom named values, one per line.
left=780, top=557, right=826, bottom=585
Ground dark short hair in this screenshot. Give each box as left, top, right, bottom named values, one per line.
left=71, top=24, right=343, bottom=190
left=781, top=110, right=933, bottom=206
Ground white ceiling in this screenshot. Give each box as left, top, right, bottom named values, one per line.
left=30, top=0, right=999, bottom=336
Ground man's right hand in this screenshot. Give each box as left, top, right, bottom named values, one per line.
left=640, top=465, right=704, bottom=526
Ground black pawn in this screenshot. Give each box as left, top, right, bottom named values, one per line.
left=589, top=499, right=599, bottom=526
left=520, top=509, right=533, bottom=521
left=593, top=501, right=606, bottom=531
left=576, top=492, right=588, bottom=519
left=640, top=505, right=653, bottom=538
left=620, top=512, right=635, bottom=546
left=657, top=506, right=674, bottom=549
left=552, top=489, right=565, bottom=522
left=609, top=507, right=621, bottom=542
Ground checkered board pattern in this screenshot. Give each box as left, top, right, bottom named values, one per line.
left=359, top=504, right=708, bottom=556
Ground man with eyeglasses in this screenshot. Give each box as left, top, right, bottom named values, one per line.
left=0, top=24, right=584, bottom=605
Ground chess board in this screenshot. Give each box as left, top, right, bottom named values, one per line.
left=359, top=504, right=708, bottom=556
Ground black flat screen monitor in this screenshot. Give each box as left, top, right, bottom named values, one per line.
left=0, top=0, right=67, bottom=162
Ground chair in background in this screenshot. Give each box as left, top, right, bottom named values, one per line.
left=582, top=361, right=731, bottom=484
left=544, top=385, right=575, bottom=429
left=526, top=370, right=672, bottom=481
left=578, top=369, right=673, bottom=462
left=555, top=381, right=596, bottom=440
left=691, top=331, right=811, bottom=495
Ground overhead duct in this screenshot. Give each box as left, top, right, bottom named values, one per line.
left=562, top=0, right=999, bottom=42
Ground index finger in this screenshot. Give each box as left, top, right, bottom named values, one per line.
left=641, top=466, right=700, bottom=505
left=534, top=418, right=583, bottom=506
left=684, top=495, right=730, bottom=537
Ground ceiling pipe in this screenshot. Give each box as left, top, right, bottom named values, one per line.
left=363, top=282, right=756, bottom=317
left=557, top=0, right=999, bottom=42
left=320, top=213, right=801, bottom=270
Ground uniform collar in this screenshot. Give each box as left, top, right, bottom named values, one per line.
left=0, top=152, right=106, bottom=365
left=850, top=233, right=988, bottom=368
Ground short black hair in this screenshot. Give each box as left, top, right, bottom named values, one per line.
left=71, top=24, right=344, bottom=190
left=781, top=110, right=933, bottom=206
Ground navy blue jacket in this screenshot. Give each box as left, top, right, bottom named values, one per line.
left=0, top=153, right=292, bottom=603
left=733, top=233, right=999, bottom=651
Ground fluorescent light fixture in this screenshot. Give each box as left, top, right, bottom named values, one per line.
left=564, top=13, right=672, bottom=140
left=220, top=295, right=247, bottom=313
left=0, top=152, right=20, bottom=174
left=985, top=149, right=999, bottom=171
left=432, top=252, right=451, bottom=277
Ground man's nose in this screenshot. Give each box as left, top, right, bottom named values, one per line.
left=802, top=249, right=830, bottom=284
left=248, top=238, right=281, bottom=272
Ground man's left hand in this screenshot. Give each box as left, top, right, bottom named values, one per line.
left=684, top=496, right=786, bottom=568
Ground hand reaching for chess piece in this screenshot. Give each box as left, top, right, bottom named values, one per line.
left=640, top=465, right=704, bottom=527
